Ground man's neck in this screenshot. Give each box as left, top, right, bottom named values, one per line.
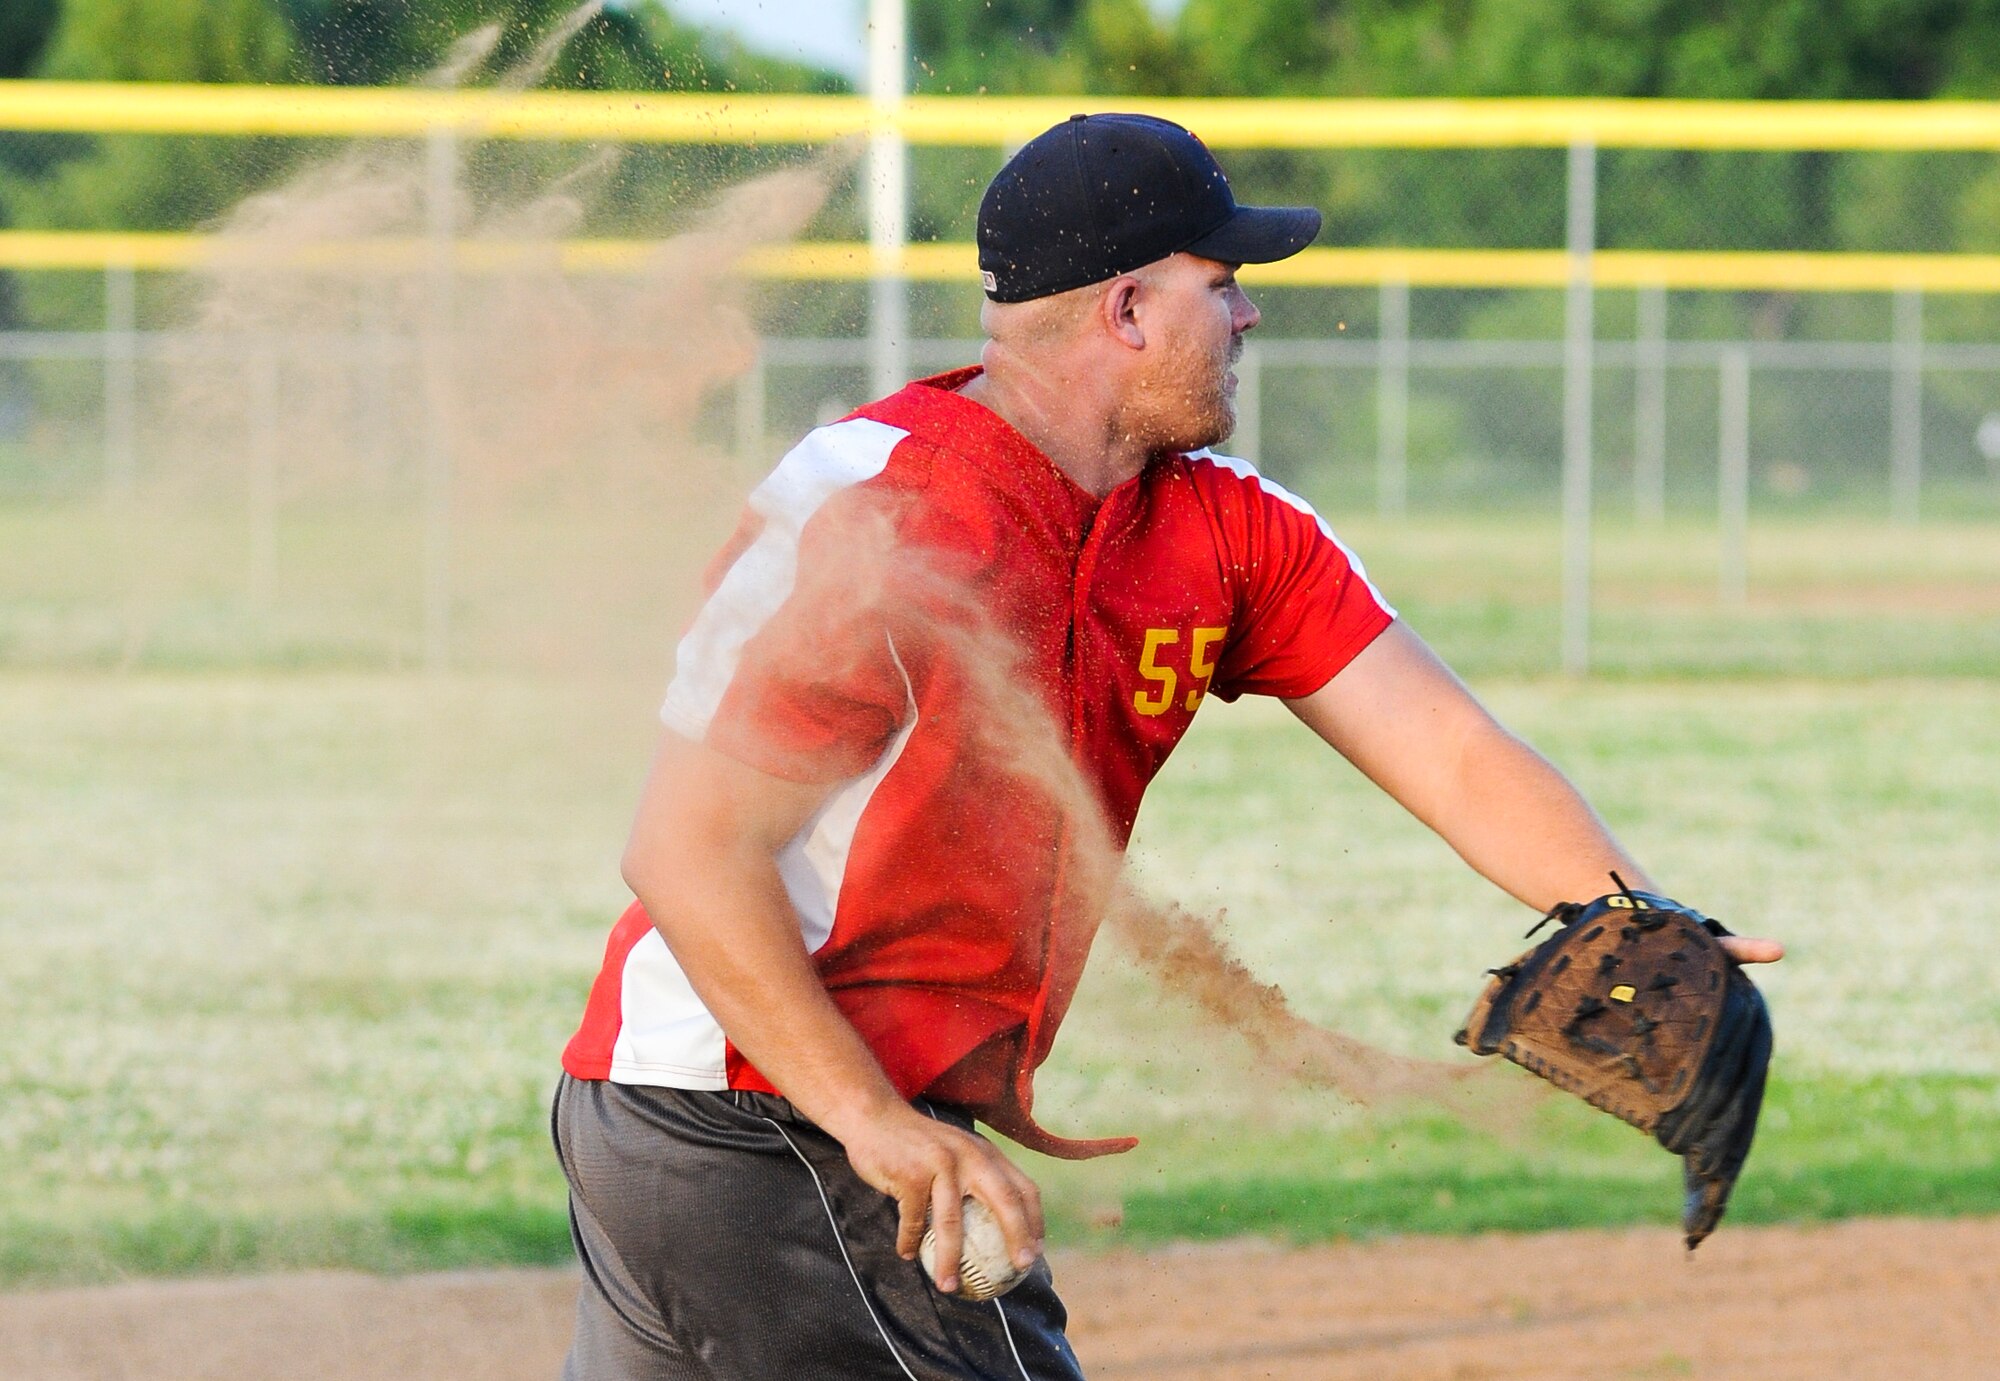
left=957, top=347, right=1152, bottom=499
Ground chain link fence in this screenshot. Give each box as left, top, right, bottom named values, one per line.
left=3, top=96, right=1999, bottom=677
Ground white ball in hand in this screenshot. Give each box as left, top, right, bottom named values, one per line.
left=918, top=1196, right=1029, bottom=1301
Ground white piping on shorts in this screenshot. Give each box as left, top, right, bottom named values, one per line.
left=765, top=1118, right=921, bottom=1381
left=993, top=1300, right=1034, bottom=1381
left=916, top=1099, right=1038, bottom=1381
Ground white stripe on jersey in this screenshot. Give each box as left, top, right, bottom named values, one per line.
left=663, top=415, right=909, bottom=738
left=1188, top=448, right=1399, bottom=618
left=607, top=688, right=916, bottom=1089
left=613, top=415, right=912, bottom=1091
left=609, top=928, right=733, bottom=1087
left=776, top=634, right=917, bottom=953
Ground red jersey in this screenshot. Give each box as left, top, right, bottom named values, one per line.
left=563, top=367, right=1394, bottom=1154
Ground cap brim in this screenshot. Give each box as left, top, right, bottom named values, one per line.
left=1181, top=204, right=1322, bottom=265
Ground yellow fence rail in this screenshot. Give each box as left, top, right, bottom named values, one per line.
left=8, top=232, right=2000, bottom=295
left=10, top=81, right=2000, bottom=150
left=1, top=83, right=1981, bottom=672
left=8, top=85, right=2000, bottom=294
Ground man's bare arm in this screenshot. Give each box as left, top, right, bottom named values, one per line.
left=1285, top=622, right=1782, bottom=963
left=621, top=730, right=1046, bottom=1288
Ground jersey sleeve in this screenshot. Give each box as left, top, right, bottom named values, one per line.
left=662, top=419, right=914, bottom=783
left=1199, top=455, right=1396, bottom=703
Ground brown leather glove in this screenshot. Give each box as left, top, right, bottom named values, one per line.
left=1456, top=880, right=1773, bottom=1248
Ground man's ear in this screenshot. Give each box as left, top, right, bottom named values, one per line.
left=1099, top=275, right=1146, bottom=350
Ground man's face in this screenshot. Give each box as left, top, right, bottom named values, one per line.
left=1124, top=253, right=1262, bottom=455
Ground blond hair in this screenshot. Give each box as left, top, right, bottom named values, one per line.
left=980, top=279, right=1105, bottom=349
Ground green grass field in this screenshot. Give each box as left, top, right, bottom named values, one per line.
left=3, top=500, right=1998, bottom=678
left=3, top=502, right=1997, bottom=1284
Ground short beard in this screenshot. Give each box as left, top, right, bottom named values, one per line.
left=1190, top=334, right=1243, bottom=452
left=1129, top=334, right=1241, bottom=457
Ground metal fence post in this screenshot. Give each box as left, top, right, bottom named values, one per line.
left=866, top=0, right=908, bottom=401
left=1233, top=339, right=1262, bottom=464
left=1891, top=287, right=1924, bottom=525
left=1718, top=347, right=1750, bottom=608
left=1561, top=141, right=1597, bottom=676
left=421, top=125, right=458, bottom=674
left=1375, top=276, right=1409, bottom=516
left=103, top=260, right=137, bottom=501
left=359, top=282, right=395, bottom=497
left=736, top=352, right=768, bottom=479
left=1634, top=281, right=1667, bottom=525
left=249, top=345, right=280, bottom=609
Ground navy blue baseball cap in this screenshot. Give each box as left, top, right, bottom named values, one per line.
left=976, top=113, right=1321, bottom=303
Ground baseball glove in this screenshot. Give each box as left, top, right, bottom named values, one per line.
left=1455, top=877, right=1773, bottom=1248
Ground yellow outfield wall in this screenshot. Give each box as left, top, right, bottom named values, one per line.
left=6, top=84, right=2000, bottom=294
left=9, top=81, right=2000, bottom=150
left=5, top=232, right=2000, bottom=295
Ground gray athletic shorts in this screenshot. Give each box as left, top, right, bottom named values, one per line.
left=549, top=1073, right=1088, bottom=1381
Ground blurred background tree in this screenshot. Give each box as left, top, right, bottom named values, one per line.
left=0, top=0, right=843, bottom=330
left=10, top=0, right=2000, bottom=253
left=0, top=0, right=63, bottom=335
left=905, top=0, right=2000, bottom=256
left=279, top=0, right=843, bottom=91
left=6, top=0, right=2000, bottom=324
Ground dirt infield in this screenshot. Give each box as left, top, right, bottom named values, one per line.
left=4, top=1217, right=1995, bottom=1380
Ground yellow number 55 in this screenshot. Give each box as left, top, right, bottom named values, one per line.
left=1133, top=628, right=1179, bottom=716
left=1184, top=626, right=1226, bottom=711
left=1133, top=626, right=1228, bottom=717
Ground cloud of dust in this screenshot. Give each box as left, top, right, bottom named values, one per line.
left=956, top=603, right=1518, bottom=1130
left=1101, top=891, right=1514, bottom=1117
left=143, top=2, right=1510, bottom=1129
left=122, top=4, right=847, bottom=671
left=783, top=501, right=1525, bottom=1139
left=176, top=110, right=830, bottom=505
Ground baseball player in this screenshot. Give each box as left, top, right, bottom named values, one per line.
left=551, top=113, right=1782, bottom=1380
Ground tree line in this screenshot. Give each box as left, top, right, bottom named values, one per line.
left=7, top=0, right=2000, bottom=324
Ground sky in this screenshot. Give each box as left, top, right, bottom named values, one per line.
left=663, top=0, right=869, bottom=79
left=658, top=0, right=1184, bottom=81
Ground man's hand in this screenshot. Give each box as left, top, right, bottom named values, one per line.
left=1455, top=890, right=1774, bottom=1248
left=1719, top=935, right=1785, bottom=965
left=829, top=1099, right=1045, bottom=1294
left=622, top=732, right=1044, bottom=1292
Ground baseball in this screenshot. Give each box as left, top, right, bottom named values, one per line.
left=918, top=1196, right=1028, bottom=1301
